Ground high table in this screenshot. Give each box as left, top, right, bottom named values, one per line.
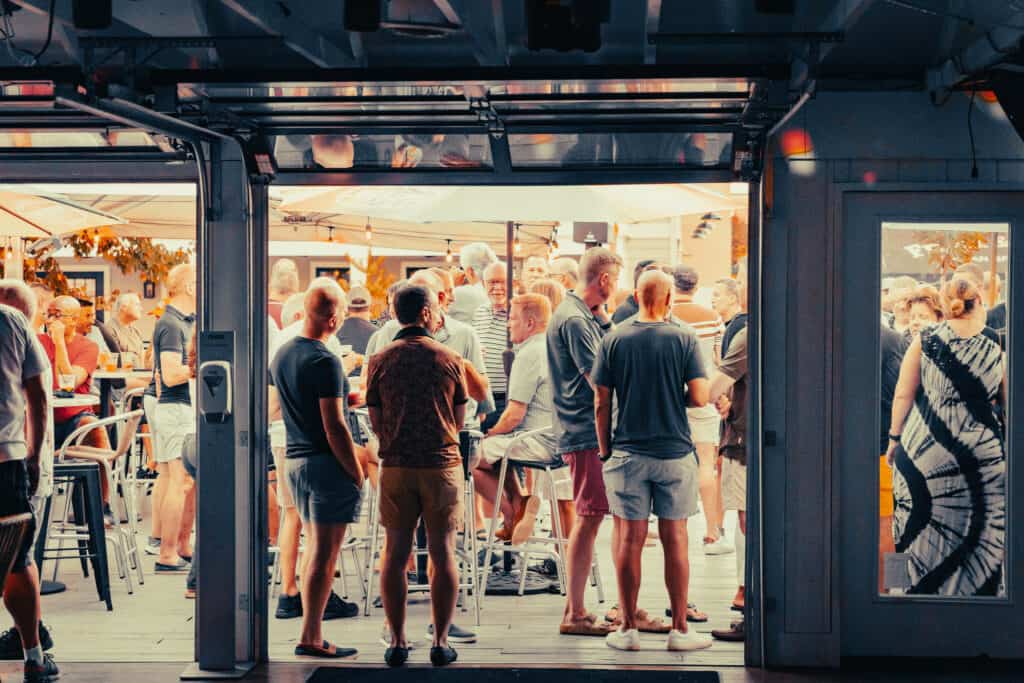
left=92, top=369, right=151, bottom=418
left=43, top=394, right=101, bottom=594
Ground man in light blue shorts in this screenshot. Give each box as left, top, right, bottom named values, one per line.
left=593, top=269, right=712, bottom=653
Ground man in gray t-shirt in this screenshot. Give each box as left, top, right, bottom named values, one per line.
left=594, top=270, right=712, bottom=652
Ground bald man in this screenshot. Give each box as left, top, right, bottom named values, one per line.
left=152, top=264, right=197, bottom=571
left=270, top=280, right=364, bottom=659
left=37, top=295, right=109, bottom=452
left=593, top=270, right=712, bottom=652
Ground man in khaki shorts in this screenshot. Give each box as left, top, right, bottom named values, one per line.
left=709, top=326, right=749, bottom=642
left=366, top=284, right=469, bottom=668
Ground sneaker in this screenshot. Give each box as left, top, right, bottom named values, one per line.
left=704, top=536, right=734, bottom=556
left=378, top=625, right=419, bottom=650
left=275, top=593, right=302, bottom=619
left=23, top=653, right=59, bottom=682
left=144, top=537, right=161, bottom=556
left=323, top=592, right=359, bottom=620
left=605, top=627, right=641, bottom=651
left=528, top=558, right=559, bottom=577
left=666, top=629, right=713, bottom=651
left=0, top=623, right=53, bottom=660
left=429, top=644, right=458, bottom=667
left=426, top=623, right=477, bottom=644
left=711, top=619, right=746, bottom=642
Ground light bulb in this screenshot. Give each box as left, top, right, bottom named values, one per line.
left=445, top=239, right=453, bottom=263
left=365, top=223, right=372, bottom=241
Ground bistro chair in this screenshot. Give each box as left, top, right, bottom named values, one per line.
left=478, top=426, right=605, bottom=606
left=40, top=410, right=146, bottom=603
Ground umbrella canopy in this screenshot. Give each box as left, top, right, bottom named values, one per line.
left=0, top=190, right=125, bottom=238
left=277, top=184, right=745, bottom=224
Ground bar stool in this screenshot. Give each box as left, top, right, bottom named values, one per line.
left=361, top=429, right=483, bottom=626
left=37, top=461, right=113, bottom=610
left=478, top=427, right=605, bottom=606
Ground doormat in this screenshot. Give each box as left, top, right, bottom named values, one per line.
left=308, top=668, right=719, bottom=682
left=484, top=569, right=560, bottom=595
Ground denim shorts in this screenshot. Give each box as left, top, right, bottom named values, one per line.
left=286, top=455, right=363, bottom=525
left=602, top=451, right=699, bottom=521
left=0, top=460, right=35, bottom=571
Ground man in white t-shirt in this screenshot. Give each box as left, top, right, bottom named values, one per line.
left=0, top=282, right=58, bottom=681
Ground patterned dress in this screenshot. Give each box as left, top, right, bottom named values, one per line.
left=893, top=322, right=1006, bottom=596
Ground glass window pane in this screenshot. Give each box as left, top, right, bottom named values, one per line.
left=879, top=221, right=1008, bottom=598
left=508, top=132, right=732, bottom=168
left=271, top=133, right=492, bottom=170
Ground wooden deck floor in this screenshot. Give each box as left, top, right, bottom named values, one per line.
left=4, top=496, right=745, bottom=672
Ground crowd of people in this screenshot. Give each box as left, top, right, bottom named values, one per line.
left=878, top=261, right=1007, bottom=597
left=0, top=243, right=751, bottom=678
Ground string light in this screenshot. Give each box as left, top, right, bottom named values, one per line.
left=445, top=239, right=453, bottom=263
left=327, top=226, right=335, bottom=243
left=550, top=228, right=560, bottom=258
left=364, top=217, right=372, bottom=242
left=513, top=225, right=522, bottom=254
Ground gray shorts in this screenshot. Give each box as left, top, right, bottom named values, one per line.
left=721, top=456, right=747, bottom=512
left=155, top=402, right=194, bottom=464
left=286, top=455, right=363, bottom=525
left=602, top=451, right=699, bottom=521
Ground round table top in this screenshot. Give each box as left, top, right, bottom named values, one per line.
left=53, top=394, right=100, bottom=408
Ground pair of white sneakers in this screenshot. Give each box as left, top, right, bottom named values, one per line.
left=606, top=627, right=713, bottom=652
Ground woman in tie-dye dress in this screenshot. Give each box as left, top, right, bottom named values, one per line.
left=886, top=276, right=1006, bottom=596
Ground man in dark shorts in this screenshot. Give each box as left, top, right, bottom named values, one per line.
left=0, top=301, right=58, bottom=682
left=366, top=284, right=469, bottom=668
left=547, top=246, right=622, bottom=637
left=270, top=280, right=366, bottom=660
left=594, top=270, right=712, bottom=652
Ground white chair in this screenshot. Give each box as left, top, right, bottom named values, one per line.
left=478, top=426, right=605, bottom=606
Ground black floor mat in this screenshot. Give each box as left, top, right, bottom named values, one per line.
left=309, top=669, right=719, bottom=682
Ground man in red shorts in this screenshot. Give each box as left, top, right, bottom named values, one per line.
left=546, top=246, right=622, bottom=636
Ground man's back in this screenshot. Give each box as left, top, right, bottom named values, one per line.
left=449, top=283, right=488, bottom=325
left=592, top=319, right=705, bottom=458
left=0, top=305, right=46, bottom=463
left=270, top=336, right=348, bottom=459
left=336, top=316, right=377, bottom=355
left=366, top=331, right=467, bottom=469
left=672, top=300, right=723, bottom=369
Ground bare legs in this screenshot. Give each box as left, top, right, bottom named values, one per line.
left=156, top=459, right=191, bottom=565
left=659, top=518, right=692, bottom=633
left=278, top=507, right=303, bottom=597
left=424, top=524, right=458, bottom=647
left=695, top=443, right=722, bottom=541
left=611, top=517, right=648, bottom=631
left=298, top=521, right=347, bottom=648
left=381, top=527, right=416, bottom=648
left=3, top=563, right=41, bottom=651
left=561, top=514, right=604, bottom=625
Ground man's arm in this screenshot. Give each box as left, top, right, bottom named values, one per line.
left=463, top=359, right=490, bottom=402
left=268, top=385, right=283, bottom=422
left=486, top=400, right=527, bottom=436
left=320, top=398, right=364, bottom=486
left=686, top=377, right=710, bottom=407
left=595, top=385, right=614, bottom=458
left=23, top=374, right=47, bottom=493
left=160, top=351, right=191, bottom=387
left=709, top=371, right=737, bottom=403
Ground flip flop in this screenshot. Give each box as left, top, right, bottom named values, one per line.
left=663, top=603, right=709, bottom=623
left=294, top=640, right=358, bottom=658
left=604, top=606, right=671, bottom=633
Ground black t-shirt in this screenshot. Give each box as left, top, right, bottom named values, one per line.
left=592, top=319, right=706, bottom=459
left=153, top=305, right=194, bottom=405
left=269, top=336, right=349, bottom=458
left=611, top=294, right=639, bottom=325
left=879, top=326, right=908, bottom=454
left=721, top=312, right=748, bottom=357
left=336, top=317, right=378, bottom=355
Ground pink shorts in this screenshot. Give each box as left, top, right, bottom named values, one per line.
left=562, top=448, right=609, bottom=517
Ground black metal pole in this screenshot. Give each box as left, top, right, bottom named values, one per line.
left=503, top=220, right=515, bottom=377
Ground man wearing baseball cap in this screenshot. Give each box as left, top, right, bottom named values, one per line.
left=336, top=285, right=378, bottom=369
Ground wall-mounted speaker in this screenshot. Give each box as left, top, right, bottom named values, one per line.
left=573, top=221, right=608, bottom=244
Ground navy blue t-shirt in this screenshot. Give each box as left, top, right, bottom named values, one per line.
left=269, top=336, right=349, bottom=459
left=153, top=305, right=194, bottom=405
left=592, top=319, right=705, bottom=459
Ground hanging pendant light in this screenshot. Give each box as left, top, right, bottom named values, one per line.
left=327, top=226, right=335, bottom=243
left=513, top=225, right=522, bottom=254
left=445, top=239, right=454, bottom=263
left=365, top=217, right=373, bottom=242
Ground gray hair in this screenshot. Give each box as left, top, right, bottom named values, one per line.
left=269, top=258, right=300, bottom=296
left=672, top=265, right=699, bottom=294
left=549, top=257, right=578, bottom=286
left=714, top=277, right=741, bottom=301
left=483, top=261, right=508, bottom=281
left=113, top=291, right=141, bottom=313
left=0, top=279, right=35, bottom=320
left=459, top=242, right=497, bottom=276
left=579, top=247, right=623, bottom=287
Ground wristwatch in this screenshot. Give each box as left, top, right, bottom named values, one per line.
left=599, top=452, right=612, bottom=462
left=888, top=433, right=901, bottom=443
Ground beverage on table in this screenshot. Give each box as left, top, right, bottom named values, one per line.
left=58, top=373, right=75, bottom=392
left=105, top=353, right=119, bottom=372
left=122, top=352, right=135, bottom=371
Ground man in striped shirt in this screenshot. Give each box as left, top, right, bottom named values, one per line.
left=670, top=265, right=732, bottom=555
left=473, top=261, right=510, bottom=432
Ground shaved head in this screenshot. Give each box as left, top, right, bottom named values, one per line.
left=303, top=277, right=345, bottom=336
left=637, top=270, right=673, bottom=318
left=166, top=263, right=196, bottom=298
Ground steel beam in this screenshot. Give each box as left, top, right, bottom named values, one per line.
left=218, top=0, right=357, bottom=68
left=644, top=0, right=662, bottom=64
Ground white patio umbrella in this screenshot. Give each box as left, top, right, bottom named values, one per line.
left=277, top=184, right=744, bottom=224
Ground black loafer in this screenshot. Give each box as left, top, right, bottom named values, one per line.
left=294, top=640, right=357, bottom=658
left=385, top=646, right=409, bottom=667
left=154, top=559, right=190, bottom=572
left=430, top=645, right=458, bottom=667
